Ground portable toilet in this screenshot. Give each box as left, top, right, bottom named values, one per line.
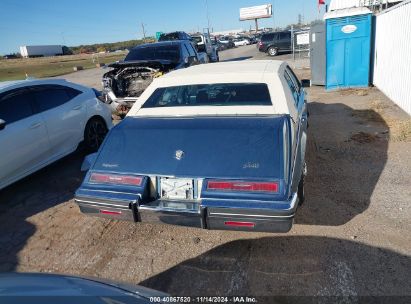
left=324, top=7, right=373, bottom=90
left=310, top=21, right=326, bottom=86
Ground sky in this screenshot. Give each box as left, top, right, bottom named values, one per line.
left=0, top=0, right=330, bottom=55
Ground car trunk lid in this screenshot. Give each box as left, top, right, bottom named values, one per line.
left=93, top=116, right=286, bottom=180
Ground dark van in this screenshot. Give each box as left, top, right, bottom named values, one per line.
left=257, top=31, right=292, bottom=56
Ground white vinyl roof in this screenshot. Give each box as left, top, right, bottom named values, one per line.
left=128, top=60, right=298, bottom=119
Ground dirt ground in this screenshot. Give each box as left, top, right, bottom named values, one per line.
left=0, top=45, right=410, bottom=301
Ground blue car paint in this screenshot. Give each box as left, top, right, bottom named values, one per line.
left=92, top=116, right=287, bottom=180
left=75, top=114, right=301, bottom=232
left=76, top=115, right=291, bottom=202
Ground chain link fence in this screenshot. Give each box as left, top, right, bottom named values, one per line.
left=291, top=29, right=310, bottom=70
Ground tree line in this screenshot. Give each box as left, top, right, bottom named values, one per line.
left=1, top=37, right=156, bottom=58
left=69, top=37, right=155, bottom=54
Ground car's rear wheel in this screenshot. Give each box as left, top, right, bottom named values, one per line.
left=84, top=117, right=108, bottom=152
left=268, top=47, right=278, bottom=56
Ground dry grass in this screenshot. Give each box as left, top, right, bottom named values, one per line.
left=387, top=119, right=411, bottom=142
left=0, top=52, right=126, bottom=81
left=370, top=99, right=390, bottom=110
left=352, top=100, right=411, bottom=142
left=339, top=88, right=370, bottom=96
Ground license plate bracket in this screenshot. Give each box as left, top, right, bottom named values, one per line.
left=160, top=177, right=195, bottom=200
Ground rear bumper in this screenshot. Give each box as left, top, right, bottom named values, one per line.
left=75, top=193, right=298, bottom=233
left=103, top=90, right=139, bottom=112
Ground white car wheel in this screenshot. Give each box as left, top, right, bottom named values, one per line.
left=268, top=47, right=278, bottom=56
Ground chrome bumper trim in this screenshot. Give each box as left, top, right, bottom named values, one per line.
left=208, top=212, right=294, bottom=218
left=75, top=198, right=131, bottom=209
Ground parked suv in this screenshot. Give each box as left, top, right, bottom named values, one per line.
left=257, top=31, right=292, bottom=56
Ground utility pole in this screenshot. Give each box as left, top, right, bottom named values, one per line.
left=141, top=23, right=146, bottom=42
left=205, top=0, right=211, bottom=35
left=272, top=1, right=275, bottom=30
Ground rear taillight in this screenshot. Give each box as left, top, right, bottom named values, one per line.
left=100, top=209, right=122, bottom=215
left=90, top=173, right=143, bottom=186
left=92, top=88, right=106, bottom=103
left=224, top=221, right=255, bottom=228
left=207, top=181, right=279, bottom=193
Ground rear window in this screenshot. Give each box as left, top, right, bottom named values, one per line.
left=142, top=83, right=271, bottom=108
left=125, top=45, right=180, bottom=62
left=159, top=33, right=181, bottom=41
left=261, top=33, right=275, bottom=41
left=192, top=36, right=203, bottom=44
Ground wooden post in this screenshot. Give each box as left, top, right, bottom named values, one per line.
left=255, top=18, right=259, bottom=33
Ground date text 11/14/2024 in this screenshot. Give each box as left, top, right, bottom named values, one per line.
left=149, top=296, right=258, bottom=303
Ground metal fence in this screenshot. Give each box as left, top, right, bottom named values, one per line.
left=291, top=30, right=310, bottom=69
left=373, top=0, right=411, bottom=115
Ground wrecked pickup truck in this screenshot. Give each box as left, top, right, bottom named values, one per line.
left=102, top=40, right=200, bottom=114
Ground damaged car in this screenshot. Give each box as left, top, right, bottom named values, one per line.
left=102, top=40, right=200, bottom=115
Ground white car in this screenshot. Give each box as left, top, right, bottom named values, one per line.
left=0, top=79, right=112, bottom=190
left=233, top=38, right=250, bottom=46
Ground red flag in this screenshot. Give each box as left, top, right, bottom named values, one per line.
left=318, top=0, right=325, bottom=12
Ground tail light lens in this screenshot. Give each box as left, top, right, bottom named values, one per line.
left=100, top=209, right=122, bottom=215
left=207, top=181, right=279, bottom=193
left=225, top=221, right=255, bottom=228
left=92, top=88, right=106, bottom=103
left=90, top=173, right=143, bottom=186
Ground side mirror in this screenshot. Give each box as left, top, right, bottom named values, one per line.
left=81, top=153, right=98, bottom=172
left=301, top=79, right=311, bottom=88
left=0, top=119, right=6, bottom=131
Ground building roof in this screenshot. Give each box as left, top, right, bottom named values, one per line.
left=329, top=0, right=403, bottom=12
left=324, top=7, right=372, bottom=19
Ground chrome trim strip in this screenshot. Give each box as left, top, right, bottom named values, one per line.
left=289, top=192, right=299, bottom=210
left=289, top=115, right=303, bottom=194
left=79, top=188, right=141, bottom=196
left=75, top=199, right=130, bottom=209
left=208, top=212, right=294, bottom=219
left=138, top=206, right=200, bottom=214
left=203, top=193, right=298, bottom=211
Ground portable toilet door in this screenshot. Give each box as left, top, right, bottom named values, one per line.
left=310, top=21, right=326, bottom=86
left=325, top=7, right=373, bottom=90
